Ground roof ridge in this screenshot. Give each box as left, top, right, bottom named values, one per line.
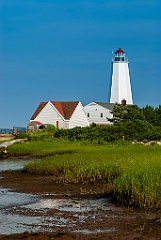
left=30, top=101, right=80, bottom=121
left=50, top=101, right=79, bottom=120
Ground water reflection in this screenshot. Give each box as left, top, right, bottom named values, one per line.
left=0, top=158, right=38, bottom=172
left=0, top=213, right=42, bottom=235
left=0, top=187, right=113, bottom=235
left=25, top=198, right=110, bottom=212
left=0, top=188, right=38, bottom=209
left=0, top=159, right=116, bottom=235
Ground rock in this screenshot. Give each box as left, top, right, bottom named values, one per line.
left=0, top=147, right=9, bottom=159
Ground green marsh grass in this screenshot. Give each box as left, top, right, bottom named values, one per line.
left=7, top=138, right=129, bottom=157
left=8, top=139, right=161, bottom=208
left=113, top=146, right=161, bottom=208
left=23, top=142, right=161, bottom=208
left=7, top=139, right=81, bottom=157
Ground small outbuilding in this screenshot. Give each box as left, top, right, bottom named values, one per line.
left=27, top=121, right=43, bottom=133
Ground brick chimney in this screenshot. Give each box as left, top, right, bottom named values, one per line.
left=121, top=99, right=126, bottom=107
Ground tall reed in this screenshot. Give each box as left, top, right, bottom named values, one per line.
left=10, top=139, right=161, bottom=208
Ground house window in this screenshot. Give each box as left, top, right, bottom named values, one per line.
left=87, top=113, right=90, bottom=117
left=100, top=113, right=103, bottom=118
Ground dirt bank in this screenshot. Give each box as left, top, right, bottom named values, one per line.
left=0, top=134, right=13, bottom=141
left=0, top=171, right=161, bottom=240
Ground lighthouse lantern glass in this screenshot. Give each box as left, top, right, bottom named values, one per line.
left=115, top=52, right=125, bottom=62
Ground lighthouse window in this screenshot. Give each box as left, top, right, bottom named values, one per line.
left=100, top=113, right=103, bottom=118
left=115, top=57, right=125, bottom=61
left=87, top=113, right=90, bottom=117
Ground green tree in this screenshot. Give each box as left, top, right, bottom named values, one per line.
left=108, top=104, right=145, bottom=123
left=155, top=105, right=161, bottom=127
left=143, top=105, right=157, bottom=125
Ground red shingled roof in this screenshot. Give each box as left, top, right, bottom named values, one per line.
left=51, top=101, right=79, bottom=120
left=30, top=101, right=79, bottom=120
left=30, top=102, right=48, bottom=120
left=115, top=48, right=125, bottom=54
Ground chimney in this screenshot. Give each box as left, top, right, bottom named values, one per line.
left=121, top=99, right=126, bottom=107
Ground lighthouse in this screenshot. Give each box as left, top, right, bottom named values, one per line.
left=110, top=48, right=133, bottom=105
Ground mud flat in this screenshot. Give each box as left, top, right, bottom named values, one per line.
left=0, top=168, right=161, bottom=240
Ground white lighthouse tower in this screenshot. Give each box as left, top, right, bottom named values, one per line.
left=110, top=48, right=133, bottom=105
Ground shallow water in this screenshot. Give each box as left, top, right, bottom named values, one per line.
left=0, top=188, right=38, bottom=208
left=0, top=159, right=116, bottom=235
left=0, top=159, right=152, bottom=236
left=25, top=197, right=111, bottom=212
left=0, top=192, right=115, bottom=235
left=0, top=212, right=42, bottom=234
left=0, top=158, right=36, bottom=172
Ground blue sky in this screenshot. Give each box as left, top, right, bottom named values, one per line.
left=0, top=0, right=161, bottom=128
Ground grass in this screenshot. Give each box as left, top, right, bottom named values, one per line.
left=7, top=138, right=80, bottom=157
left=7, top=139, right=161, bottom=208
left=7, top=138, right=130, bottom=157
left=112, top=148, right=161, bottom=208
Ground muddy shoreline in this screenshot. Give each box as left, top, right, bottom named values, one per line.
left=0, top=170, right=161, bottom=239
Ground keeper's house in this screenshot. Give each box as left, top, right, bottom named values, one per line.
left=27, top=101, right=90, bottom=131
left=84, top=102, right=114, bottom=126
